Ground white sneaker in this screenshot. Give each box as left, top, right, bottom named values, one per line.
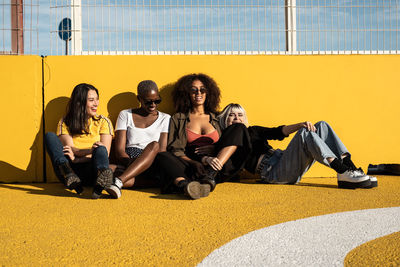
left=106, top=177, right=123, bottom=199
left=337, top=170, right=371, bottom=189
left=356, top=168, right=378, bottom=188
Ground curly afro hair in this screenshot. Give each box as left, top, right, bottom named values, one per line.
left=172, top=73, right=221, bottom=114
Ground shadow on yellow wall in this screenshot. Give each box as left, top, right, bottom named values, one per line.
left=0, top=136, right=42, bottom=183
left=2, top=55, right=400, bottom=183
left=158, top=83, right=176, bottom=115
left=0, top=97, right=68, bottom=183
left=107, top=92, right=138, bottom=125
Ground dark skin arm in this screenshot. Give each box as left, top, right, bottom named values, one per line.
left=115, top=130, right=132, bottom=167
left=158, top=132, right=168, bottom=152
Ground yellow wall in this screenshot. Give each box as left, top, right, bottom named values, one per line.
left=44, top=55, right=400, bottom=181
left=2, top=55, right=399, bottom=182
left=0, top=56, right=43, bottom=182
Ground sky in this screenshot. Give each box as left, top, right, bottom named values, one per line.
left=1, top=0, right=399, bottom=55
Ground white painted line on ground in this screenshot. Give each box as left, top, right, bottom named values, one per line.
left=198, top=207, right=400, bottom=266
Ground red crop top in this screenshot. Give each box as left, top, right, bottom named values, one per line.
left=186, top=128, right=220, bottom=147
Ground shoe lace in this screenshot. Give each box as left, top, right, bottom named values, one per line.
left=351, top=168, right=366, bottom=177
left=355, top=167, right=366, bottom=175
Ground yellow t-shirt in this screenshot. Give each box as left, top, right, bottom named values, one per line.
left=57, top=115, right=114, bottom=149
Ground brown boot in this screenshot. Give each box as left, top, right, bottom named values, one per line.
left=92, top=168, right=113, bottom=199
left=183, top=181, right=211, bottom=199
left=184, top=181, right=201, bottom=199
left=57, top=162, right=83, bottom=194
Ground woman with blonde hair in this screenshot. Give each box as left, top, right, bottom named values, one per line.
left=218, top=103, right=377, bottom=188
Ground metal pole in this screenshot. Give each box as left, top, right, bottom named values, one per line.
left=285, top=0, right=296, bottom=53
left=66, top=40, right=68, bottom=55
left=71, top=0, right=82, bottom=55
left=11, top=0, right=24, bottom=54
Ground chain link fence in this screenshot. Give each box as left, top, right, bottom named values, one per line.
left=0, top=0, right=39, bottom=55
left=1, top=1, right=399, bottom=55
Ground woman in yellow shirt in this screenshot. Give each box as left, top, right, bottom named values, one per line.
left=45, top=83, right=114, bottom=198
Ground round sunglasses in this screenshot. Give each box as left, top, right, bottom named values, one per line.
left=190, top=87, right=207, bottom=94
left=143, top=98, right=162, bottom=105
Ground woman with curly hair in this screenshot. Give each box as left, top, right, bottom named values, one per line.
left=156, top=74, right=251, bottom=199
left=45, top=83, right=114, bottom=198
left=217, top=103, right=377, bottom=188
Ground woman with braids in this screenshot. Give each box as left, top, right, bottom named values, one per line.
left=45, top=83, right=114, bottom=198
left=106, top=80, right=170, bottom=199
left=156, top=74, right=251, bottom=199
left=217, top=103, right=377, bottom=189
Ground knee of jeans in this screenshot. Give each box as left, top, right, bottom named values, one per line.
left=298, top=127, right=317, bottom=142
left=45, top=132, right=58, bottom=143
left=93, top=145, right=108, bottom=156
left=298, top=127, right=308, bottom=136
left=45, top=132, right=57, bottom=138
left=315, top=120, right=329, bottom=130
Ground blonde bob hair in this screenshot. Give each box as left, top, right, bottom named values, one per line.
left=218, top=103, right=249, bottom=129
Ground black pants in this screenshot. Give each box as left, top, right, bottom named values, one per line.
left=156, top=123, right=251, bottom=193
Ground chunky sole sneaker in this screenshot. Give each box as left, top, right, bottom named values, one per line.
left=106, top=185, right=122, bottom=199
left=337, top=170, right=371, bottom=189
left=357, top=168, right=378, bottom=188
left=338, top=179, right=371, bottom=189
left=350, top=168, right=378, bottom=189
left=362, top=175, right=378, bottom=188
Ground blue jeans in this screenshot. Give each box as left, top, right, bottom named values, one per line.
left=263, top=121, right=349, bottom=184
left=45, top=132, right=110, bottom=185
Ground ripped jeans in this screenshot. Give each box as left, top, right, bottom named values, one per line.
left=261, top=121, right=349, bottom=184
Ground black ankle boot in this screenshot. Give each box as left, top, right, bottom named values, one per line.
left=200, top=167, right=218, bottom=192
left=57, top=162, right=83, bottom=194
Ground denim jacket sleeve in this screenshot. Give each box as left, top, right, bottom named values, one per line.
left=167, top=112, right=222, bottom=158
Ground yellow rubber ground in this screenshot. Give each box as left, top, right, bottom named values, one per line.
left=1, top=176, right=399, bottom=266
left=345, top=231, right=400, bottom=266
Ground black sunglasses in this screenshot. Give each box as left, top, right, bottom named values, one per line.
left=191, top=87, right=207, bottom=94
left=144, top=98, right=162, bottom=105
